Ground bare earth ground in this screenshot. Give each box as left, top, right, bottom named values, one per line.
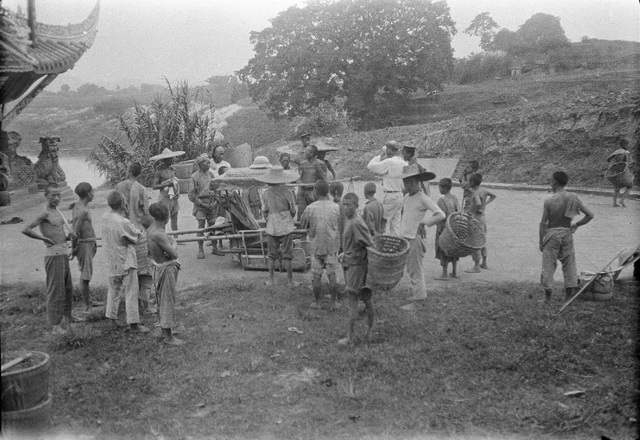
left=0, top=184, right=638, bottom=440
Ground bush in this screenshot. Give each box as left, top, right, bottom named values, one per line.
left=221, top=107, right=291, bottom=148
left=295, top=99, right=355, bottom=137
left=93, top=98, right=133, bottom=118
left=455, top=51, right=511, bottom=84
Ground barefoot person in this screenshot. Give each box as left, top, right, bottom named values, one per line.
left=539, top=171, right=594, bottom=302
left=300, top=179, right=341, bottom=309
left=606, top=139, right=634, bottom=207
left=148, top=202, right=185, bottom=345
left=292, top=144, right=328, bottom=221
left=151, top=148, right=185, bottom=232
left=463, top=172, right=496, bottom=273
left=22, top=183, right=74, bottom=335
left=257, top=166, right=300, bottom=286
left=434, top=178, right=460, bottom=280
left=102, top=190, right=150, bottom=333
left=400, top=165, right=445, bottom=301
left=71, top=182, right=98, bottom=312
left=338, top=193, right=375, bottom=346
left=187, top=154, right=218, bottom=259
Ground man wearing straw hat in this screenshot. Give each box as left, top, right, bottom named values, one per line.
left=606, top=139, right=634, bottom=208
left=400, top=164, right=444, bottom=301
left=256, top=165, right=300, bottom=287
left=367, top=141, right=408, bottom=237
left=402, top=144, right=430, bottom=196
left=150, top=148, right=185, bottom=232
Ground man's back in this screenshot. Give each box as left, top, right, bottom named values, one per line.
left=301, top=199, right=340, bottom=255
left=363, top=198, right=384, bottom=235
left=544, top=191, right=580, bottom=229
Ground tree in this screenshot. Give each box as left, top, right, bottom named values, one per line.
left=237, top=0, right=456, bottom=124
left=490, top=28, right=523, bottom=54
left=77, top=82, right=108, bottom=96
left=464, top=12, right=499, bottom=51
left=516, top=13, right=569, bottom=53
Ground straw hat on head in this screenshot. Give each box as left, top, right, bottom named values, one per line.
left=254, top=165, right=300, bottom=184
left=401, top=164, right=436, bottom=182
left=149, top=148, right=185, bottom=162
left=249, top=156, right=272, bottom=169
left=315, top=139, right=340, bottom=152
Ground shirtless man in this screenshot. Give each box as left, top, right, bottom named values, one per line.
left=293, top=145, right=328, bottom=221
left=71, top=182, right=98, bottom=312
left=147, top=202, right=184, bottom=345
left=539, top=171, right=594, bottom=302
left=22, top=183, right=74, bottom=334
left=150, top=149, right=185, bottom=231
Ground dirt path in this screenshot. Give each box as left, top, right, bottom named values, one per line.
left=1, top=184, right=637, bottom=293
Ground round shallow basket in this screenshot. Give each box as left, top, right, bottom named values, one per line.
left=367, top=235, right=410, bottom=291
left=438, top=213, right=486, bottom=258
left=605, top=162, right=634, bottom=188
left=1, top=351, right=50, bottom=412
left=1, top=393, right=52, bottom=436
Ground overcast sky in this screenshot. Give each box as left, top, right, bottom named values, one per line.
left=4, top=0, right=640, bottom=89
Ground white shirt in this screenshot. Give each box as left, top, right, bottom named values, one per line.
left=367, top=155, right=407, bottom=192
left=400, top=192, right=444, bottom=240
left=210, top=160, right=231, bottom=178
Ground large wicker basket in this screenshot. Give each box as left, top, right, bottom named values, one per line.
left=605, top=162, right=634, bottom=188
left=438, top=213, right=486, bottom=258
left=367, top=235, right=410, bottom=291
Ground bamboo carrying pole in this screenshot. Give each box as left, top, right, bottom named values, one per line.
left=175, top=229, right=307, bottom=243
left=559, top=248, right=626, bottom=313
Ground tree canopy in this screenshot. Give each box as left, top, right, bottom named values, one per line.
left=237, top=0, right=456, bottom=124
left=491, top=13, right=569, bottom=55
left=464, top=12, right=499, bottom=51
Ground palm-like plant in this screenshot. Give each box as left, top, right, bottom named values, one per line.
left=88, top=80, right=222, bottom=186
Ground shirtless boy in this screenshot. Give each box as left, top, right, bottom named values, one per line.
left=22, top=183, right=74, bottom=334
left=147, top=202, right=185, bottom=345
left=71, top=182, right=98, bottom=311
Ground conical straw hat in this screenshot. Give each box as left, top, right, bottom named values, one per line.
left=149, top=148, right=185, bottom=161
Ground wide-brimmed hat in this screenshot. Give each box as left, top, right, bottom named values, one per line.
left=315, top=139, right=340, bottom=152
left=606, top=148, right=629, bottom=161
left=249, top=156, right=272, bottom=169
left=402, top=144, right=418, bottom=151
left=401, top=164, right=436, bottom=182
left=149, top=148, right=185, bottom=162
left=254, top=165, right=300, bottom=184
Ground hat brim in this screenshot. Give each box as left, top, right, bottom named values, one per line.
left=402, top=171, right=436, bottom=182
left=149, top=150, right=186, bottom=161
left=315, top=140, right=340, bottom=152
left=254, top=170, right=300, bottom=184
left=249, top=165, right=271, bottom=169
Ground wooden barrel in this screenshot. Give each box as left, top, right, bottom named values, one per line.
left=1, top=393, right=52, bottom=436
left=1, top=352, right=50, bottom=412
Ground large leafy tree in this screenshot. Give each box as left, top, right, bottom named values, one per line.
left=517, top=13, right=569, bottom=53
left=237, top=0, right=456, bottom=123
left=464, top=12, right=499, bottom=51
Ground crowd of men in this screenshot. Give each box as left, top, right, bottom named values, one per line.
left=28, top=132, right=640, bottom=345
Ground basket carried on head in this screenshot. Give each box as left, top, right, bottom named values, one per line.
left=438, top=212, right=486, bottom=258
left=605, top=162, right=634, bottom=188
left=366, top=235, right=410, bottom=291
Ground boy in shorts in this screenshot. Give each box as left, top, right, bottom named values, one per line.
left=147, top=202, right=184, bottom=345
left=300, top=180, right=340, bottom=309
left=338, top=193, right=375, bottom=346
left=71, top=182, right=98, bottom=311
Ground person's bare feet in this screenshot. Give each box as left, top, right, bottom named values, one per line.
left=337, top=337, right=351, bottom=346
left=197, top=251, right=205, bottom=259
left=163, top=336, right=185, bottom=346
left=465, top=268, right=481, bottom=273
left=211, top=247, right=224, bottom=256
left=450, top=273, right=458, bottom=278
left=613, top=203, right=621, bottom=207
left=480, top=264, right=488, bottom=269
left=434, top=275, right=450, bottom=280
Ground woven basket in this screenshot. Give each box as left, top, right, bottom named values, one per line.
left=366, top=235, right=410, bottom=291
left=438, top=213, right=486, bottom=258
left=605, top=162, right=634, bottom=188
left=1, top=393, right=52, bottom=436
left=173, top=160, right=195, bottom=179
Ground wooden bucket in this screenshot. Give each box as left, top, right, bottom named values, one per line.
left=1, top=393, right=52, bottom=436
left=1, top=352, right=50, bottom=412
left=367, top=235, right=410, bottom=291
left=605, top=162, right=634, bottom=188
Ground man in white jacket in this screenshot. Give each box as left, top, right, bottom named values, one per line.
left=366, top=141, right=407, bottom=236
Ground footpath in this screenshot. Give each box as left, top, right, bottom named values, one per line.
left=0, top=182, right=638, bottom=295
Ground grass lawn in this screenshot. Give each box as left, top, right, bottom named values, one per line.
left=1, top=277, right=637, bottom=439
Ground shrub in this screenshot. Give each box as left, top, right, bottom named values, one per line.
left=455, top=51, right=511, bottom=84
left=295, top=99, right=355, bottom=137
left=93, top=98, right=133, bottom=118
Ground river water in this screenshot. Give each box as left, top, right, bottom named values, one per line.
left=27, top=156, right=105, bottom=190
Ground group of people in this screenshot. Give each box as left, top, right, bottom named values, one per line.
left=25, top=130, right=636, bottom=346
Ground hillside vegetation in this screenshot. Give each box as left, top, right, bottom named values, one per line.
left=5, top=46, right=639, bottom=187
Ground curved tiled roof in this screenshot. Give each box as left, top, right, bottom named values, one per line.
left=1, top=2, right=99, bottom=107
